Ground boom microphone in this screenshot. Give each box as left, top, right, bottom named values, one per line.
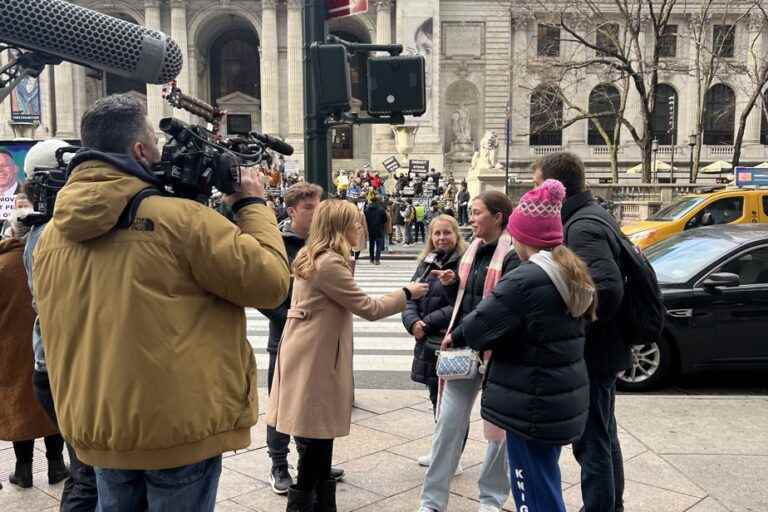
left=249, top=132, right=295, bottom=156
left=0, top=0, right=183, bottom=84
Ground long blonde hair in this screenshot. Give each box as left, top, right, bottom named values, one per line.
left=418, top=214, right=468, bottom=261
left=293, top=199, right=360, bottom=279
left=551, top=245, right=598, bottom=321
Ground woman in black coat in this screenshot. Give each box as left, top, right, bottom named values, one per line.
left=402, top=214, right=466, bottom=412
left=445, top=180, right=596, bottom=512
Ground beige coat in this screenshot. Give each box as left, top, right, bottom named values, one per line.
left=266, top=252, right=406, bottom=438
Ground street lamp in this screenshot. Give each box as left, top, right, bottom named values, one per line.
left=651, top=138, right=659, bottom=183
left=688, top=133, right=697, bottom=183
left=505, top=100, right=511, bottom=196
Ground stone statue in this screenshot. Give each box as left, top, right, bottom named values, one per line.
left=470, top=131, right=503, bottom=173
left=448, top=104, right=475, bottom=163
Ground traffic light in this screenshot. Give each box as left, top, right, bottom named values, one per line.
left=367, top=55, right=426, bottom=116
left=311, top=43, right=352, bottom=115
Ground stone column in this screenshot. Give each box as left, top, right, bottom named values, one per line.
left=510, top=16, right=532, bottom=148
left=53, top=63, right=77, bottom=139
left=286, top=0, right=304, bottom=149
left=371, top=0, right=394, bottom=160
left=260, top=0, right=280, bottom=135
left=145, top=0, right=165, bottom=131
left=72, top=66, right=89, bottom=137
left=744, top=14, right=764, bottom=145
left=170, top=0, right=190, bottom=121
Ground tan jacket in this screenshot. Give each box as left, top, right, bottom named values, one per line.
left=266, top=252, right=405, bottom=438
left=33, top=160, right=289, bottom=469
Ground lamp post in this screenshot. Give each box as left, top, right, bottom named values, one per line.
left=688, top=133, right=697, bottom=183
left=505, top=100, right=511, bottom=196
left=651, top=138, right=659, bottom=183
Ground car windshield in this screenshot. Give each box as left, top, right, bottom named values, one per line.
left=646, top=234, right=739, bottom=284
left=649, top=196, right=706, bottom=221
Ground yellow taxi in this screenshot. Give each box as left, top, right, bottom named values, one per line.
left=622, top=188, right=768, bottom=250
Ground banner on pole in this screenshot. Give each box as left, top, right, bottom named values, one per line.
left=326, top=0, right=368, bottom=19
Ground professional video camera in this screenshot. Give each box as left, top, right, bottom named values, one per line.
left=21, top=145, right=79, bottom=226
left=157, top=83, right=293, bottom=202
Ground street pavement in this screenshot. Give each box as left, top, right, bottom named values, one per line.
left=2, top=258, right=767, bottom=511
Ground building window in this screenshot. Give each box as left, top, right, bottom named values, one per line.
left=530, top=85, right=563, bottom=146
left=703, top=83, right=735, bottom=145
left=658, top=25, right=678, bottom=58
left=210, top=29, right=261, bottom=103
left=332, top=126, right=353, bottom=159
left=588, top=84, right=621, bottom=146
left=761, top=92, right=768, bottom=145
left=596, top=23, right=620, bottom=57
left=713, top=25, right=735, bottom=58
left=651, top=84, right=678, bottom=145
left=537, top=24, right=560, bottom=57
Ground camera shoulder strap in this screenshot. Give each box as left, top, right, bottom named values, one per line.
left=114, top=187, right=164, bottom=230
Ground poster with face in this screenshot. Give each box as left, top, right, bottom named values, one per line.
left=0, top=142, right=32, bottom=221
left=10, top=76, right=42, bottom=124
left=398, top=0, right=438, bottom=133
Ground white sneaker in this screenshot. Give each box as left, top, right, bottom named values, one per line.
left=418, top=508, right=437, bottom=512
left=454, top=463, right=464, bottom=476
left=477, top=505, right=500, bottom=512
left=417, top=454, right=431, bottom=467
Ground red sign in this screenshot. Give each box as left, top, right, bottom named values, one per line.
left=326, top=0, right=368, bottom=19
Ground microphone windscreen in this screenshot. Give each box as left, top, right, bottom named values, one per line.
left=0, top=0, right=183, bottom=84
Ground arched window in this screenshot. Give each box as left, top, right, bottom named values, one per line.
left=703, top=84, right=735, bottom=145
left=105, top=14, right=147, bottom=96
left=530, top=85, right=563, bottom=146
left=651, top=84, right=677, bottom=145
left=588, top=84, right=621, bottom=145
left=210, top=29, right=260, bottom=103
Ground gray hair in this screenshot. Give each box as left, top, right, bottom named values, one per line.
left=81, top=94, right=149, bottom=154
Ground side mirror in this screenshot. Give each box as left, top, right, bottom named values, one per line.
left=702, top=272, right=740, bottom=290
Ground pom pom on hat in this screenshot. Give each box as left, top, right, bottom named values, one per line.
left=506, top=179, right=566, bottom=248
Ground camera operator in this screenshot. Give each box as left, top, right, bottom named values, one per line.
left=32, top=94, right=290, bottom=511
left=22, top=139, right=98, bottom=511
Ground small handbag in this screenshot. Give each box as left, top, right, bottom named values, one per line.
left=436, top=347, right=480, bottom=381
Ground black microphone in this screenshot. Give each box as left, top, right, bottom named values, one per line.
left=0, top=0, right=183, bottom=84
left=250, top=132, right=295, bottom=156
left=416, top=249, right=446, bottom=282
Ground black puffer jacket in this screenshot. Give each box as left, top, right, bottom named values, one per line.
left=401, top=249, right=462, bottom=385
left=259, top=229, right=305, bottom=353
left=451, top=262, right=590, bottom=445
left=452, top=239, right=520, bottom=348
left=562, top=191, right=631, bottom=377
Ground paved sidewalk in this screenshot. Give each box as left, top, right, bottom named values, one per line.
left=1, top=389, right=766, bottom=511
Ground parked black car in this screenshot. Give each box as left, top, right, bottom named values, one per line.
left=618, top=224, right=768, bottom=391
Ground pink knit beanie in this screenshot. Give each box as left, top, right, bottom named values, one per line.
left=507, top=179, right=565, bottom=248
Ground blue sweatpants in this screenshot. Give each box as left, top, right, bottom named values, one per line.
left=506, top=431, right=566, bottom=512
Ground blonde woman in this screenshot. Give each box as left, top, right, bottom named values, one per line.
left=267, top=199, right=428, bottom=512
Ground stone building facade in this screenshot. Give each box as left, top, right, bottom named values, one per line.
left=1, top=0, right=766, bottom=181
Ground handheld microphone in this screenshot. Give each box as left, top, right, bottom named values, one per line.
left=0, top=0, right=183, bottom=84
left=250, top=132, right=295, bottom=156
left=416, top=249, right=446, bottom=282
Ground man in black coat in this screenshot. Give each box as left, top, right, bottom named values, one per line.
left=364, top=195, right=388, bottom=265
left=258, top=183, right=346, bottom=494
left=536, top=152, right=630, bottom=512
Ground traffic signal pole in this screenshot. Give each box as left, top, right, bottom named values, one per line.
left=303, top=0, right=331, bottom=192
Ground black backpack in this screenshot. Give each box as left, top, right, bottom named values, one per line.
left=565, top=214, right=665, bottom=347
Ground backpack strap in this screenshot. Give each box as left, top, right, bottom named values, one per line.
left=564, top=213, right=624, bottom=262
left=114, top=187, right=164, bottom=230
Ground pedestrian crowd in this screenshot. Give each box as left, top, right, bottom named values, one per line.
left=1, top=93, right=635, bottom=512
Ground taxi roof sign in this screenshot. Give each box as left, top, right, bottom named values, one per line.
left=735, top=167, right=768, bottom=188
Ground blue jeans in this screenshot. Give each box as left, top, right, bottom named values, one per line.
left=369, top=238, right=384, bottom=262
left=506, top=431, right=565, bottom=512
left=95, top=456, right=222, bottom=512
left=572, top=375, right=625, bottom=512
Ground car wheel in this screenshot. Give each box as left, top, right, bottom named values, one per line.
left=617, top=337, right=674, bottom=392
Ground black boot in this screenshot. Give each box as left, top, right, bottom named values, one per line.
left=9, top=461, right=33, bottom=488
left=286, top=485, right=314, bottom=512
left=314, top=479, right=337, bottom=512
left=47, top=456, right=70, bottom=485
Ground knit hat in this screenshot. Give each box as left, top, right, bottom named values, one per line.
left=507, top=179, right=565, bottom=248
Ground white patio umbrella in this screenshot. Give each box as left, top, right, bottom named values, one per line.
left=754, top=162, right=768, bottom=168
left=626, top=160, right=672, bottom=174
left=699, top=160, right=733, bottom=174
